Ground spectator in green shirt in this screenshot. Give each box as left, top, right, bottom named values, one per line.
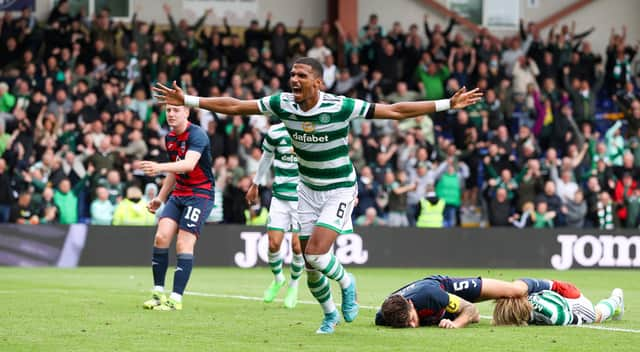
left=0, top=82, right=16, bottom=113
left=533, top=201, right=555, bottom=228
left=416, top=57, right=450, bottom=100
left=53, top=178, right=82, bottom=224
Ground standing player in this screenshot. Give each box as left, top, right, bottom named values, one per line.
left=375, top=275, right=553, bottom=328
left=153, top=57, right=482, bottom=333
left=245, top=122, right=305, bottom=308
left=139, top=103, right=215, bottom=311
left=493, top=283, right=624, bottom=326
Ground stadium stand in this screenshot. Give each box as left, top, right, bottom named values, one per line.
left=0, top=1, right=639, bottom=229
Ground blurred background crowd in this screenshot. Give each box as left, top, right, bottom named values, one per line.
left=1, top=0, right=639, bottom=229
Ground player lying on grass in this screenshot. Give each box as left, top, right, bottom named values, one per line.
left=246, top=122, right=304, bottom=308
left=493, top=281, right=624, bottom=326
left=376, top=275, right=553, bottom=328
left=153, top=57, right=482, bottom=333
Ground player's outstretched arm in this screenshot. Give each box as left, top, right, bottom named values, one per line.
left=153, top=81, right=261, bottom=115
left=439, top=296, right=480, bottom=329
left=373, top=87, right=483, bottom=120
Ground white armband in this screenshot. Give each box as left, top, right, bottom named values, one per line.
left=434, top=99, right=451, bottom=112
left=184, top=95, right=200, bottom=108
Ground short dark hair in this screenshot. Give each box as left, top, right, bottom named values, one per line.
left=381, top=294, right=411, bottom=328
left=293, top=57, right=323, bottom=78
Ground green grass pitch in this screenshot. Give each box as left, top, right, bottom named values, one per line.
left=2, top=267, right=639, bottom=351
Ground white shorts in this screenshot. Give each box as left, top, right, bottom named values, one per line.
left=297, top=183, right=357, bottom=240
left=568, top=295, right=596, bottom=324
left=267, top=197, right=300, bottom=233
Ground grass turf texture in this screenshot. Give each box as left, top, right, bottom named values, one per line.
left=1, top=267, right=639, bottom=352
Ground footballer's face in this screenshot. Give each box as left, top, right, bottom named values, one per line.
left=289, top=63, right=321, bottom=105
left=165, top=104, right=189, bottom=130
left=407, top=300, right=420, bottom=328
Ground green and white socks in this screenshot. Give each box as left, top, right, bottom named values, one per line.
left=307, top=269, right=336, bottom=314
left=268, top=250, right=305, bottom=287
left=268, top=249, right=285, bottom=284
left=289, top=253, right=305, bottom=288
left=596, top=290, right=623, bottom=322
left=305, top=253, right=352, bottom=289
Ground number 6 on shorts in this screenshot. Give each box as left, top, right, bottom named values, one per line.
left=336, top=202, right=346, bottom=219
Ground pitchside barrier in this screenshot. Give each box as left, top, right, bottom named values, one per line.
left=0, top=225, right=638, bottom=270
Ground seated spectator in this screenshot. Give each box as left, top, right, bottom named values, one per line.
left=355, top=207, right=386, bottom=226
left=112, top=186, right=155, bottom=226
left=36, top=186, right=58, bottom=224
left=536, top=181, right=566, bottom=226
left=91, top=186, right=115, bottom=225
left=532, top=201, right=555, bottom=228
left=509, top=202, right=535, bottom=228
left=488, top=188, right=513, bottom=226
left=565, top=190, right=587, bottom=228
left=597, top=191, right=618, bottom=229
left=10, top=192, right=39, bottom=224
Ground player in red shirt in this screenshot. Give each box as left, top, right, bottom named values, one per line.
left=139, top=103, right=214, bottom=311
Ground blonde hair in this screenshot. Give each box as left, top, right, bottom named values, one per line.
left=492, top=297, right=532, bottom=326
left=522, top=201, right=536, bottom=222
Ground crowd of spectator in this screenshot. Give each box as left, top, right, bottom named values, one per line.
left=0, top=1, right=639, bottom=229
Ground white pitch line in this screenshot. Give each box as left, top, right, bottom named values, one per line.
left=185, top=291, right=379, bottom=310
left=185, top=291, right=640, bottom=334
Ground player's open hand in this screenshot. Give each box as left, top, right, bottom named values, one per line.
left=147, top=197, right=163, bottom=214
left=450, top=87, right=483, bottom=110
left=152, top=81, right=185, bottom=106
left=438, top=319, right=457, bottom=329
left=246, top=183, right=259, bottom=205
left=140, top=160, right=162, bottom=176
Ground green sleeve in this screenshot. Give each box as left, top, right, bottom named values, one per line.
left=439, top=65, right=450, bottom=80
left=485, top=162, right=499, bottom=179
left=514, top=167, right=528, bottom=183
